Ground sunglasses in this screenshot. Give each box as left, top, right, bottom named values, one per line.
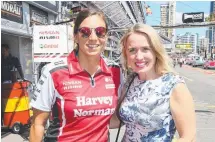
left=78, top=27, right=107, bottom=38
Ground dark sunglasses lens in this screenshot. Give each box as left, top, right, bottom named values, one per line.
left=95, top=27, right=106, bottom=38
left=79, top=27, right=91, bottom=38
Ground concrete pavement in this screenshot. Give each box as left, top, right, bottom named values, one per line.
left=172, top=65, right=215, bottom=142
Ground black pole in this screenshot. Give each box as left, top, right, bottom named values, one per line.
left=54, top=18, right=74, bottom=25
left=205, top=50, right=207, bottom=59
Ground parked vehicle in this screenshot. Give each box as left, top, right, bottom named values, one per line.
left=185, top=54, right=199, bottom=65
left=203, top=60, right=215, bottom=69
left=185, top=57, right=192, bottom=65
left=192, top=56, right=205, bottom=67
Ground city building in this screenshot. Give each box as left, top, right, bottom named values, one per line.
left=208, top=1, right=215, bottom=53
left=195, top=33, right=200, bottom=53
left=206, top=29, right=210, bottom=38
left=199, top=36, right=209, bottom=53
left=175, top=32, right=197, bottom=52
left=1, top=1, right=58, bottom=81
left=160, top=4, right=168, bottom=37
left=160, top=1, right=176, bottom=40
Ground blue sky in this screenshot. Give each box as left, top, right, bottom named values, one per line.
left=144, top=1, right=211, bottom=37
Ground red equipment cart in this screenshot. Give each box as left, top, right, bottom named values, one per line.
left=1, top=80, right=33, bottom=134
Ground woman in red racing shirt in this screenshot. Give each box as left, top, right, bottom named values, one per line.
left=30, top=9, right=121, bottom=142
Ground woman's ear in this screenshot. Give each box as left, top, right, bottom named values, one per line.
left=74, top=35, right=78, bottom=44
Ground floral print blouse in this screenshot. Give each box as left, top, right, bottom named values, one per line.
left=119, top=73, right=185, bottom=142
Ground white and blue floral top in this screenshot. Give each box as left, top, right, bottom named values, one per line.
left=119, top=73, right=185, bottom=142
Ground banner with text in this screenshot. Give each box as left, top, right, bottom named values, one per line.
left=175, top=44, right=192, bottom=49
left=1, top=1, right=23, bottom=24
left=33, top=25, right=68, bottom=62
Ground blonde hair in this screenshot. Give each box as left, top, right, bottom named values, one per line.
left=120, top=23, right=176, bottom=77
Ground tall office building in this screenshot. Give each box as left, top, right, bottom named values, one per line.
left=209, top=1, right=215, bottom=53
left=199, top=37, right=209, bottom=52
left=160, top=1, right=176, bottom=40
left=206, top=30, right=210, bottom=38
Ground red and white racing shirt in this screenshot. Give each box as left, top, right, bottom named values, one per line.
left=30, top=50, right=121, bottom=142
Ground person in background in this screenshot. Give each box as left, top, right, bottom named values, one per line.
left=1, top=44, right=24, bottom=83
left=30, top=9, right=121, bottom=142
left=110, top=24, right=196, bottom=142
left=179, top=57, right=183, bottom=67
left=173, top=58, right=177, bottom=68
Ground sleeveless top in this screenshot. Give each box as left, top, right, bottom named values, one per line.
left=119, top=73, right=185, bottom=142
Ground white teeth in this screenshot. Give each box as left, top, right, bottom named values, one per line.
left=87, top=45, right=99, bottom=48
left=136, top=62, right=146, bottom=67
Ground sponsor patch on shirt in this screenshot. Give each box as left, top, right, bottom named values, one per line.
left=105, top=84, right=115, bottom=89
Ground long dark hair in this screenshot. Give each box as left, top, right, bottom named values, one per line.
left=73, top=9, right=108, bottom=50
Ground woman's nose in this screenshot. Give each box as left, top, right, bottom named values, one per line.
left=89, top=30, right=98, bottom=40
left=135, top=50, right=144, bottom=60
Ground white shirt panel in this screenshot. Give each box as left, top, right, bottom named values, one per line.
left=30, top=64, right=56, bottom=111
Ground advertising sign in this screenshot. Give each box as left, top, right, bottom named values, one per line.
left=175, top=44, right=192, bottom=49
left=1, top=1, right=23, bottom=24
left=33, top=25, right=68, bottom=62
left=182, top=12, right=204, bottom=23
left=29, top=4, right=48, bottom=26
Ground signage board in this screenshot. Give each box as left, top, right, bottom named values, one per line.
left=29, top=4, right=48, bottom=26
left=175, top=44, right=192, bottom=49
left=1, top=1, right=23, bottom=24
left=182, top=12, right=204, bottom=23
left=33, top=25, right=68, bottom=62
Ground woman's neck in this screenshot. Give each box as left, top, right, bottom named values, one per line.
left=138, top=70, right=160, bottom=81
left=78, top=52, right=100, bottom=76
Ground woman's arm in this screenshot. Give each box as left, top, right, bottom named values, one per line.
left=30, top=108, right=50, bottom=142
left=109, top=82, right=126, bottom=129
left=109, top=111, right=121, bottom=129
left=170, top=83, right=196, bottom=142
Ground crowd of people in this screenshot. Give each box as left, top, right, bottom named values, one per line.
left=2, top=9, right=195, bottom=142
left=172, top=57, right=184, bottom=68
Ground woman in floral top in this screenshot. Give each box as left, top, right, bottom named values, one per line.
left=110, top=24, right=196, bottom=142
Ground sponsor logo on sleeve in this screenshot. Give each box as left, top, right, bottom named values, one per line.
left=41, top=73, right=47, bottom=79
left=34, top=86, right=41, bottom=93
left=32, top=93, right=37, bottom=101
left=38, top=79, right=44, bottom=85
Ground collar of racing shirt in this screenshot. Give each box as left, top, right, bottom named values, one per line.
left=67, top=50, right=112, bottom=75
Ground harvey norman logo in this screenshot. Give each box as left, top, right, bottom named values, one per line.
left=74, top=96, right=115, bottom=117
